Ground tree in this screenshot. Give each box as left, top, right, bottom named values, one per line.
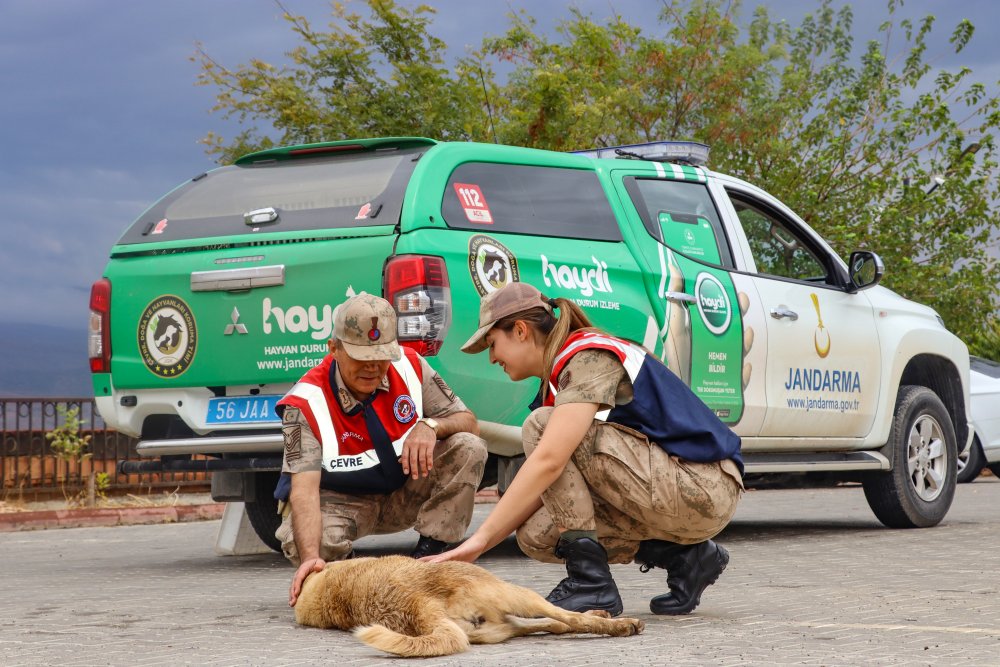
left=196, top=0, right=1000, bottom=350
left=705, top=2, right=1000, bottom=344
left=194, top=0, right=493, bottom=164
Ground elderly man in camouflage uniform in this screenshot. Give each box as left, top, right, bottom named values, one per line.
left=277, top=293, right=487, bottom=606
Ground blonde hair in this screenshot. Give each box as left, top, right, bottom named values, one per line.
left=491, top=297, right=599, bottom=401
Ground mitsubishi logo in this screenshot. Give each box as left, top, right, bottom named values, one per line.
left=224, top=307, right=249, bottom=335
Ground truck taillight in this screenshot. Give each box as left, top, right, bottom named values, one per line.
left=89, top=278, right=111, bottom=373
left=384, top=255, right=451, bottom=356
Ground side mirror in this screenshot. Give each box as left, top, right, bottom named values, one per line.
left=848, top=250, right=884, bottom=291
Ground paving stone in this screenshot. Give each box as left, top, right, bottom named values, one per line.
left=1, top=478, right=999, bottom=665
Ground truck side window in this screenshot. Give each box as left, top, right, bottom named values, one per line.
left=624, top=177, right=734, bottom=269
left=728, top=192, right=832, bottom=284
left=441, top=163, right=622, bottom=241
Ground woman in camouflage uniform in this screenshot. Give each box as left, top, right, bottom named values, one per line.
left=426, top=282, right=744, bottom=617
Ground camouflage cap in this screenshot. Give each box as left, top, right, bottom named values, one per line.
left=334, top=293, right=402, bottom=361
left=461, top=282, right=553, bottom=354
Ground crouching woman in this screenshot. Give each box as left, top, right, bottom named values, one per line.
left=425, top=282, right=744, bottom=616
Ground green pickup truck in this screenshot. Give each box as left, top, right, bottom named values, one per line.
left=90, top=137, right=970, bottom=548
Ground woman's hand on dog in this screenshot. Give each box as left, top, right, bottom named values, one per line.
left=289, top=557, right=326, bottom=606
left=421, top=534, right=488, bottom=564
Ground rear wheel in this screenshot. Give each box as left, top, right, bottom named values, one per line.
left=244, top=471, right=283, bottom=552
left=956, top=436, right=985, bottom=483
left=862, top=386, right=957, bottom=528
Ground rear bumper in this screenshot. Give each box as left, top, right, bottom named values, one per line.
left=118, top=456, right=282, bottom=475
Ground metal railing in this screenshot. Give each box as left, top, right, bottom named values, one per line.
left=1, top=397, right=209, bottom=501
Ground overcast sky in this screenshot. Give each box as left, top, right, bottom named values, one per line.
left=1, top=0, right=996, bottom=335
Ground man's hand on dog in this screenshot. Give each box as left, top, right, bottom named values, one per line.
left=289, top=557, right=326, bottom=607
left=400, top=421, right=437, bottom=480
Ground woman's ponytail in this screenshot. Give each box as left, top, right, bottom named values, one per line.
left=539, top=298, right=596, bottom=401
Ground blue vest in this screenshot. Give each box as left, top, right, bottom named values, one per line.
left=545, top=331, right=744, bottom=475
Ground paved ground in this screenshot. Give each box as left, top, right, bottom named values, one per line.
left=2, top=478, right=999, bottom=666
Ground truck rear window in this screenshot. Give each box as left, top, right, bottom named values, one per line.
left=441, top=163, right=622, bottom=241
left=118, top=148, right=422, bottom=245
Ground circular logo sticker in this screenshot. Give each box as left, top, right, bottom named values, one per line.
left=695, top=273, right=731, bottom=336
left=468, top=234, right=519, bottom=296
left=393, top=395, right=417, bottom=423
left=137, top=295, right=197, bottom=378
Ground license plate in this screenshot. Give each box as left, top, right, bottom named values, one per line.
left=206, top=396, right=281, bottom=425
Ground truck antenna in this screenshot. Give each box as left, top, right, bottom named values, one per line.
left=478, top=66, right=499, bottom=144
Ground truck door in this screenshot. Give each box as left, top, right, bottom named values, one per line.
left=612, top=168, right=765, bottom=436
left=716, top=185, right=881, bottom=439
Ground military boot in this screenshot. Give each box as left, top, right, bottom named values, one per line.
left=635, top=538, right=729, bottom=615
left=545, top=537, right=623, bottom=617
left=410, top=535, right=450, bottom=559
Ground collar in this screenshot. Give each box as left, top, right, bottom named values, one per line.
left=331, top=362, right=391, bottom=414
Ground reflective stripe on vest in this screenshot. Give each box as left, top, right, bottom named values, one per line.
left=283, top=351, right=424, bottom=473
left=548, top=331, right=644, bottom=420
left=544, top=330, right=744, bottom=473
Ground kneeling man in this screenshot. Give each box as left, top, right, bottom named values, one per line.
left=277, top=293, right=487, bottom=605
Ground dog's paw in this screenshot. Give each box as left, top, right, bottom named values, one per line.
left=606, top=617, right=644, bottom=636
left=623, top=618, right=645, bottom=636
left=584, top=609, right=611, bottom=618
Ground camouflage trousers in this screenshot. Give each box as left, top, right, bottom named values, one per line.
left=277, top=432, right=487, bottom=565
left=516, top=407, right=744, bottom=565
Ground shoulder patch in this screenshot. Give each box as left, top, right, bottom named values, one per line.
left=281, top=407, right=300, bottom=425
left=283, top=423, right=302, bottom=462
left=433, top=374, right=457, bottom=401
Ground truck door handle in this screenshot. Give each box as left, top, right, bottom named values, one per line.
left=665, top=291, right=697, bottom=305
left=191, top=265, right=286, bottom=292
left=769, top=306, right=799, bottom=321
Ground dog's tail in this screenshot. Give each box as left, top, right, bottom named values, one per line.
left=354, top=617, right=469, bottom=657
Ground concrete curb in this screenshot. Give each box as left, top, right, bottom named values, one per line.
left=0, top=503, right=226, bottom=532
left=0, top=489, right=497, bottom=533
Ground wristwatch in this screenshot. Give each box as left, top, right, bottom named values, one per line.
left=418, top=417, right=440, bottom=438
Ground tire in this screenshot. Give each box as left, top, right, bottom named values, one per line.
left=862, top=385, right=957, bottom=528
left=244, top=471, right=283, bottom=553
left=956, top=436, right=985, bottom=484
left=478, top=453, right=500, bottom=491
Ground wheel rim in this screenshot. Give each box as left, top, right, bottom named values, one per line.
left=907, top=414, right=947, bottom=501
left=957, top=447, right=970, bottom=475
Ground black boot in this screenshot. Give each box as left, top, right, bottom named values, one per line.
left=635, top=539, right=729, bottom=615
left=410, top=535, right=450, bottom=559
left=545, top=537, right=623, bottom=617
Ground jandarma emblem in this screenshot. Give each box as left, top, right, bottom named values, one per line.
left=393, top=395, right=417, bottom=423
left=138, top=295, right=197, bottom=377
left=811, top=293, right=830, bottom=358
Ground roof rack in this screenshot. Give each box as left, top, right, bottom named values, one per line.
left=572, top=141, right=710, bottom=167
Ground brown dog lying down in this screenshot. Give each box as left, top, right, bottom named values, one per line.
left=294, top=555, right=644, bottom=657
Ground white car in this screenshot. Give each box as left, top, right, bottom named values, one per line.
left=957, top=356, right=1000, bottom=482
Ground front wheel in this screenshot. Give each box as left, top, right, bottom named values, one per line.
left=862, top=385, right=957, bottom=528
left=244, top=471, right=283, bottom=552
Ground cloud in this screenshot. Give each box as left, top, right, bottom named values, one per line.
left=0, top=164, right=173, bottom=327
left=1, top=0, right=997, bottom=335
